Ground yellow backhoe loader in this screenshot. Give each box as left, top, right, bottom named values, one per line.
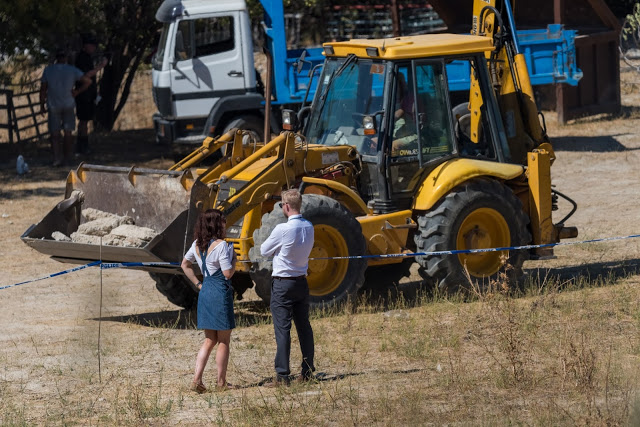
left=22, top=0, right=577, bottom=308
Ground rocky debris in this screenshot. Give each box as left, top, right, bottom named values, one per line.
left=63, top=208, right=158, bottom=248
left=76, top=213, right=134, bottom=237
left=70, top=232, right=102, bottom=245
left=82, top=207, right=119, bottom=222
left=110, top=224, right=157, bottom=242
left=51, top=231, right=71, bottom=241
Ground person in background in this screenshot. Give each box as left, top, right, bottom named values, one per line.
left=181, top=209, right=238, bottom=393
left=75, top=34, right=107, bottom=156
left=260, top=189, right=316, bottom=386
left=40, top=49, right=91, bottom=167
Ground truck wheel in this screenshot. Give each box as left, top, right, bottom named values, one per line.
left=149, top=272, right=198, bottom=309
left=249, top=194, right=367, bottom=308
left=223, top=115, right=264, bottom=144
left=414, top=179, right=531, bottom=293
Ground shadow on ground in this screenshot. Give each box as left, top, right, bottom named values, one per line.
left=93, top=258, right=640, bottom=329
left=551, top=135, right=639, bottom=152
left=526, top=257, right=640, bottom=286
left=96, top=299, right=272, bottom=330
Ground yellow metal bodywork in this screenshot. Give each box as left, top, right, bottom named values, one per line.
left=526, top=148, right=554, bottom=256
left=302, top=177, right=370, bottom=216
left=468, top=0, right=548, bottom=165
left=357, top=210, right=415, bottom=266
left=413, top=158, right=525, bottom=211
left=227, top=204, right=262, bottom=273
left=213, top=134, right=359, bottom=227
left=325, top=34, right=495, bottom=59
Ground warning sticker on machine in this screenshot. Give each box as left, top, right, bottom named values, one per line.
left=322, top=152, right=340, bottom=164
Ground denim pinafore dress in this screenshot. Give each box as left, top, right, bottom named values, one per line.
left=197, top=241, right=236, bottom=330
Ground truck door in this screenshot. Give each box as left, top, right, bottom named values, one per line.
left=387, top=61, right=456, bottom=199
left=170, top=11, right=252, bottom=119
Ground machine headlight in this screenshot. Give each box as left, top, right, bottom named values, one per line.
left=282, top=109, right=298, bottom=130
left=363, top=115, right=376, bottom=135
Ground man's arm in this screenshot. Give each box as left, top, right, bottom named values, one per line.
left=84, top=57, right=108, bottom=79
left=39, top=82, right=48, bottom=116
left=260, top=225, right=282, bottom=257
left=72, top=75, right=92, bottom=98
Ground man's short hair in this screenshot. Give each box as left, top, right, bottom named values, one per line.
left=281, top=189, right=302, bottom=211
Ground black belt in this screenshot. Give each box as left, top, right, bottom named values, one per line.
left=273, top=275, right=306, bottom=280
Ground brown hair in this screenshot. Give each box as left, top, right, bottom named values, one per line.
left=193, top=209, right=226, bottom=254
left=281, top=188, right=302, bottom=211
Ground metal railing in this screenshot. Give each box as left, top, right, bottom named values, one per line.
left=0, top=82, right=48, bottom=144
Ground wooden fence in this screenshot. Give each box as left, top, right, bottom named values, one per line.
left=0, top=82, right=49, bottom=144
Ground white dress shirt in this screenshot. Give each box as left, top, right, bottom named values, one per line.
left=260, top=214, right=315, bottom=277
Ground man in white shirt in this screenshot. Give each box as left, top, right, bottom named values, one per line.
left=260, top=189, right=315, bottom=386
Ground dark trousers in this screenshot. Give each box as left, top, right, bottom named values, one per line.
left=270, top=277, right=315, bottom=379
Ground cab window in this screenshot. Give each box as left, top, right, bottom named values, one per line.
left=175, top=16, right=235, bottom=61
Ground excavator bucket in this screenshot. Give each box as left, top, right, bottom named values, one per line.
left=21, top=163, right=215, bottom=271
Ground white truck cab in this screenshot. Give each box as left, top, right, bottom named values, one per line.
left=152, top=0, right=257, bottom=145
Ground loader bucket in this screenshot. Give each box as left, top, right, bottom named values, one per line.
left=21, top=164, right=215, bottom=271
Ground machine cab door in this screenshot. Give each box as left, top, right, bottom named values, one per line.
left=169, top=11, right=253, bottom=119
left=386, top=61, right=456, bottom=199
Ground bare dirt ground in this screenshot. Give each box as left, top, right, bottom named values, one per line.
left=1, top=70, right=640, bottom=424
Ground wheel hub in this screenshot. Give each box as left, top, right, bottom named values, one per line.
left=457, top=207, right=510, bottom=277
left=307, top=224, right=349, bottom=296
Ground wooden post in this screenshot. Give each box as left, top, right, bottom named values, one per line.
left=26, top=92, right=42, bottom=141
left=554, top=0, right=567, bottom=124
left=7, top=91, right=15, bottom=144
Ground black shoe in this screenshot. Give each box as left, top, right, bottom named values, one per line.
left=294, top=373, right=315, bottom=384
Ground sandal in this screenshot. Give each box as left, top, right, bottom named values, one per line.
left=190, top=381, right=207, bottom=394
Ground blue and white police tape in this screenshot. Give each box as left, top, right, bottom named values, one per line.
left=3, top=232, right=640, bottom=290
left=0, top=260, right=101, bottom=291
left=306, top=233, right=640, bottom=260
left=100, top=261, right=179, bottom=270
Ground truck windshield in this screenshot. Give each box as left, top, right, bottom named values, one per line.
left=305, top=57, right=386, bottom=155
left=153, top=23, right=170, bottom=71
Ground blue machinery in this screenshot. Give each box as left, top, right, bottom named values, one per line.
left=260, top=0, right=582, bottom=103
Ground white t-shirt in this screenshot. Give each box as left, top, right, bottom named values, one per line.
left=184, top=240, right=233, bottom=275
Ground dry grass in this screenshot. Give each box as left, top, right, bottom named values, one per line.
left=1, top=269, right=639, bottom=425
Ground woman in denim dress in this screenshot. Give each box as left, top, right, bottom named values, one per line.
left=181, top=209, right=237, bottom=392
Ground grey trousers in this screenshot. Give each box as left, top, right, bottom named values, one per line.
left=270, top=276, right=315, bottom=379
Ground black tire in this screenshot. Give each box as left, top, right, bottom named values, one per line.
left=231, top=273, right=254, bottom=301
left=414, top=178, right=531, bottom=292
left=222, top=115, right=264, bottom=144
left=249, top=194, right=367, bottom=308
left=149, top=272, right=198, bottom=309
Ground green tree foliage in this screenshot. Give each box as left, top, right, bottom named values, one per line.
left=77, top=0, right=163, bottom=131
left=0, top=0, right=162, bottom=131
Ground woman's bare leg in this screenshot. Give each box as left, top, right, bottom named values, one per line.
left=215, top=330, right=232, bottom=387
left=193, top=329, right=217, bottom=386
